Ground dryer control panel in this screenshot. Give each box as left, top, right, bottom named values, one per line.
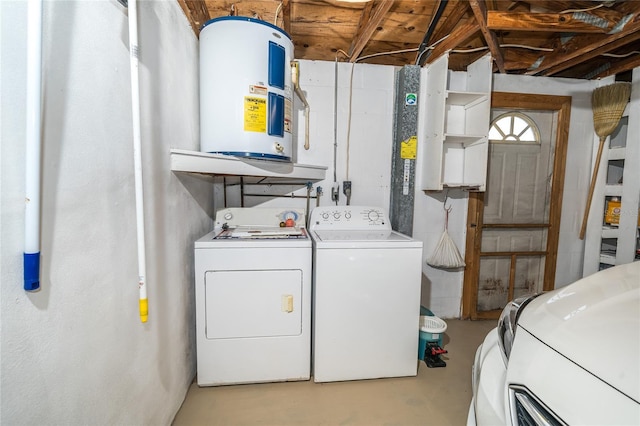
left=214, top=207, right=306, bottom=229
left=309, top=206, right=391, bottom=230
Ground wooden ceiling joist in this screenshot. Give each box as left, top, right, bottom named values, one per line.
left=425, top=21, right=481, bottom=65
left=429, top=1, right=470, bottom=44
left=469, top=0, right=506, bottom=73
left=178, top=0, right=210, bottom=36
left=182, top=0, right=639, bottom=80
left=593, top=53, right=640, bottom=79
left=529, top=19, right=640, bottom=76
left=348, top=0, right=395, bottom=62
left=487, top=11, right=609, bottom=33
left=536, top=1, right=624, bottom=22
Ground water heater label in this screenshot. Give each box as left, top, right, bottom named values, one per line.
left=244, top=96, right=267, bottom=133
left=250, top=85, right=268, bottom=96
left=285, top=98, right=292, bottom=133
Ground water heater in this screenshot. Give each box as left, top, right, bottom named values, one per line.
left=199, top=17, right=294, bottom=162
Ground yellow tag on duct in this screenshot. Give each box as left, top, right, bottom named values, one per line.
left=401, top=136, right=417, bottom=159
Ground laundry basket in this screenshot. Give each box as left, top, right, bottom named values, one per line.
left=418, top=314, right=447, bottom=360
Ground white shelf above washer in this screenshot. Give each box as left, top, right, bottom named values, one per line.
left=170, top=149, right=327, bottom=182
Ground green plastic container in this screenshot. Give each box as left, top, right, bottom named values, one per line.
left=418, top=307, right=447, bottom=360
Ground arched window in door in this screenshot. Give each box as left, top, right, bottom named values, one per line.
left=489, top=112, right=540, bottom=144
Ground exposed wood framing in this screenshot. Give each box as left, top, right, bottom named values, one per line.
left=469, top=0, right=506, bottom=73
left=429, top=1, right=470, bottom=44
left=177, top=0, right=210, bottom=36
left=536, top=0, right=624, bottom=22
left=424, top=21, right=480, bottom=65
left=181, top=0, right=639, bottom=79
left=529, top=19, right=640, bottom=76
left=348, top=0, right=395, bottom=61
left=594, top=54, right=640, bottom=79
left=487, top=11, right=609, bottom=33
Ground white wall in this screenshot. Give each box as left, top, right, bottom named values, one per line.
left=1, top=1, right=212, bottom=424
left=230, top=60, right=397, bottom=211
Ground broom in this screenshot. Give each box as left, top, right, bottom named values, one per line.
left=579, top=82, right=631, bottom=240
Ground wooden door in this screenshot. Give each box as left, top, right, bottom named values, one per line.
left=462, top=93, right=571, bottom=320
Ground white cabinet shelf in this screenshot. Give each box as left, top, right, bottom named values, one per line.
left=170, top=149, right=327, bottom=183
left=418, top=52, right=492, bottom=191
left=447, top=91, right=487, bottom=106
left=584, top=70, right=640, bottom=275
left=604, top=184, right=624, bottom=197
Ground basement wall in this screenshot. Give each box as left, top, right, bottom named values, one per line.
left=1, top=0, right=212, bottom=423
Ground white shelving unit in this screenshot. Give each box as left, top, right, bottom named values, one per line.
left=170, top=148, right=327, bottom=183
left=418, top=52, right=492, bottom=191
left=583, top=70, right=640, bottom=276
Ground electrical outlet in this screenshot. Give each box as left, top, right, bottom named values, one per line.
left=331, top=184, right=340, bottom=202
left=343, top=181, right=352, bottom=195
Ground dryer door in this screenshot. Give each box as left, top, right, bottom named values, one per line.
left=204, top=269, right=303, bottom=339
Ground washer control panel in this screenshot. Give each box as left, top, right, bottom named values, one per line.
left=310, top=206, right=390, bottom=230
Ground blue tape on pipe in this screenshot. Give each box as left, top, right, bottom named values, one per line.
left=24, top=252, right=40, bottom=291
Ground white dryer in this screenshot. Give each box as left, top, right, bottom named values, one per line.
left=194, top=207, right=311, bottom=386
left=309, top=205, right=423, bottom=383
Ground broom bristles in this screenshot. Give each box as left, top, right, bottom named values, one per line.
left=592, top=82, right=631, bottom=138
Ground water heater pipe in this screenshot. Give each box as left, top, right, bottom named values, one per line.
left=128, top=0, right=148, bottom=323
left=291, top=61, right=310, bottom=150
left=24, top=0, right=43, bottom=291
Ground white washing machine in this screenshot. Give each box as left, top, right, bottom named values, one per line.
left=309, top=205, right=423, bottom=383
left=194, top=207, right=311, bottom=386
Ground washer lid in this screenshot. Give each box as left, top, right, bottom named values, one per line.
left=312, top=229, right=418, bottom=243
left=311, top=229, right=422, bottom=249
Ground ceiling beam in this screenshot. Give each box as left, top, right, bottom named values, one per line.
left=348, top=0, right=395, bottom=62
left=430, top=1, right=470, bottom=44
left=529, top=1, right=624, bottom=22
left=501, top=48, right=548, bottom=71
left=592, top=53, right=640, bottom=79
left=469, top=0, right=506, bottom=73
left=177, top=0, right=210, bottom=37
left=487, top=11, right=608, bottom=33
left=425, top=21, right=481, bottom=65
left=415, top=0, right=449, bottom=66
left=413, top=0, right=478, bottom=64
left=528, top=19, right=640, bottom=76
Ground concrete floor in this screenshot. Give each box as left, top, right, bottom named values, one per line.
left=172, top=319, right=497, bottom=426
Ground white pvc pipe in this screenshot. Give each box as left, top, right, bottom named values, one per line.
left=24, top=0, right=43, bottom=292
left=128, top=0, right=148, bottom=323
left=291, top=61, right=310, bottom=150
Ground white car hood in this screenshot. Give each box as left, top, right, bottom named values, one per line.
left=518, top=262, right=640, bottom=402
